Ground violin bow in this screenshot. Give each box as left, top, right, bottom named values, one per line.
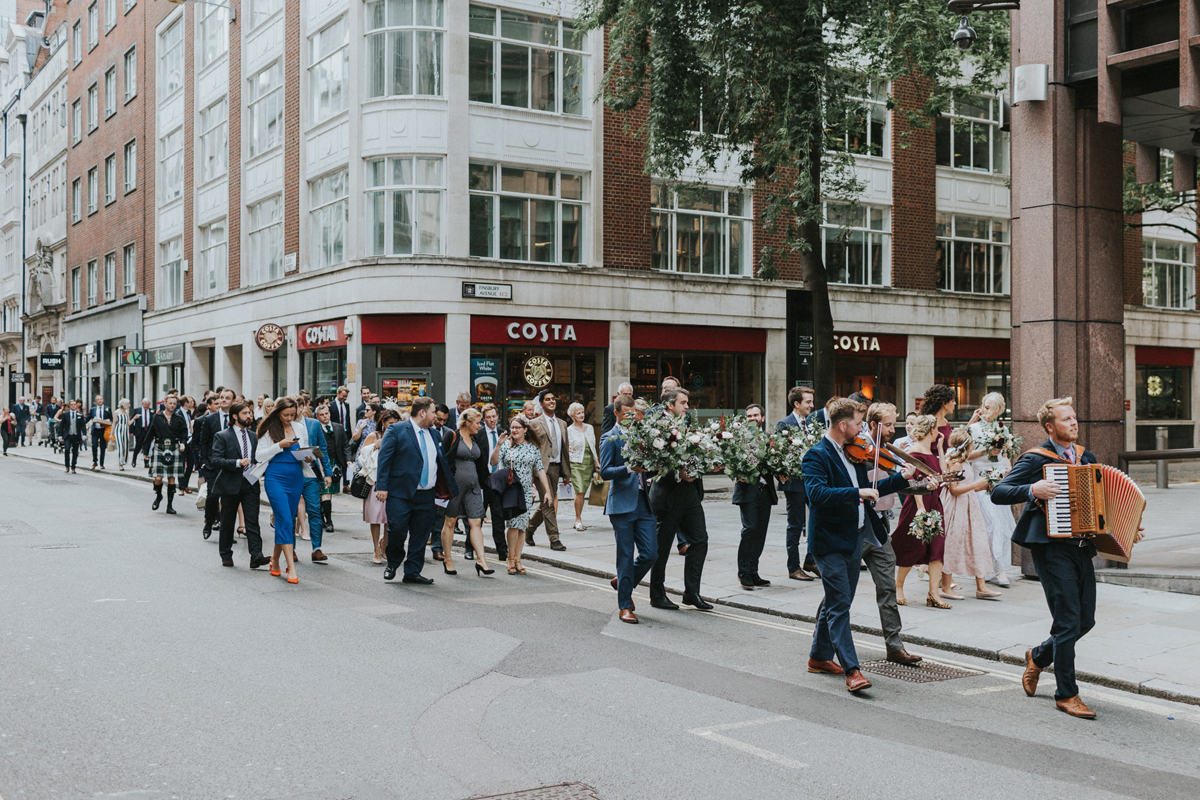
left=870, top=427, right=881, bottom=492
left=881, top=442, right=940, bottom=478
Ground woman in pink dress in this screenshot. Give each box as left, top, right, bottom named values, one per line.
left=891, top=415, right=950, bottom=608
left=356, top=409, right=401, bottom=564
left=940, top=429, right=1003, bottom=601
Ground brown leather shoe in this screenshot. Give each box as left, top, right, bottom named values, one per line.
left=886, top=649, right=923, bottom=666
left=311, top=550, right=328, bottom=562
left=789, top=569, right=815, bottom=581
left=1022, top=649, right=1042, bottom=697
left=807, top=658, right=845, bottom=675
left=525, top=532, right=536, bottom=546
left=550, top=541, right=566, bottom=551
left=610, top=577, right=634, bottom=610
left=221, top=557, right=234, bottom=567
left=1056, top=696, right=1097, bottom=719
left=618, top=608, right=639, bottom=624
left=845, top=670, right=872, bottom=693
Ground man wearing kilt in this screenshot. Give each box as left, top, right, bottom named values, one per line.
left=148, top=394, right=190, bottom=514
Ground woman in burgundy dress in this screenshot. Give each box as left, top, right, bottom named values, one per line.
left=892, top=415, right=952, bottom=608
left=921, top=383, right=957, bottom=463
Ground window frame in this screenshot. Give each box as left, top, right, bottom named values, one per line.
left=246, top=195, right=284, bottom=285
left=105, top=0, right=117, bottom=32
left=198, top=98, right=228, bottom=184
left=122, top=242, right=136, bottom=296
left=86, top=84, right=98, bottom=131
left=71, top=99, right=81, bottom=145
left=310, top=169, right=349, bottom=268
left=159, top=17, right=184, bottom=100
left=246, top=61, right=284, bottom=158
left=364, top=0, right=445, bottom=100
left=1142, top=237, right=1197, bottom=310
left=467, top=161, right=586, bottom=265
left=198, top=3, right=229, bottom=69
left=71, top=177, right=81, bottom=223
left=248, top=0, right=283, bottom=31
left=309, top=16, right=349, bottom=125
left=820, top=201, right=892, bottom=287
left=104, top=154, right=117, bottom=205
left=71, top=267, right=81, bottom=311
left=650, top=182, right=751, bottom=277
left=365, top=155, right=445, bottom=257
left=88, top=2, right=99, bottom=50
left=196, top=219, right=228, bottom=299
left=123, top=139, right=137, bottom=193
left=934, top=212, right=1011, bottom=295
left=123, top=47, right=137, bottom=103
left=86, top=167, right=98, bottom=215
left=159, top=236, right=184, bottom=308
left=158, top=127, right=183, bottom=204
left=86, top=259, right=97, bottom=306
left=103, top=252, right=116, bottom=301
left=935, top=95, right=1009, bottom=176
left=104, top=67, right=117, bottom=118
left=72, top=21, right=81, bottom=67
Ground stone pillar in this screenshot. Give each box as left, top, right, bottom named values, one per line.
left=1125, top=344, right=1137, bottom=452
left=765, top=328, right=787, bottom=422
left=608, top=320, right=630, bottom=397
left=905, top=335, right=935, bottom=415
left=443, top=2, right=470, bottom=258
left=444, top=313, right=471, bottom=402
left=1010, top=4, right=1126, bottom=465
left=345, top=314, right=363, bottom=421
left=286, top=326, right=300, bottom=396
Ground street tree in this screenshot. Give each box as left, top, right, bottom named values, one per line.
left=578, top=0, right=1009, bottom=399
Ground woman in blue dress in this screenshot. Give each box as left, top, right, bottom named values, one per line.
left=252, top=397, right=310, bottom=584
left=489, top=414, right=552, bottom=575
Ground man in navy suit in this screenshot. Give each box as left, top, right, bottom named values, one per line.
left=777, top=386, right=817, bottom=580
left=803, top=397, right=916, bottom=693
left=197, top=389, right=234, bottom=540
left=375, top=396, right=458, bottom=584
left=992, top=397, right=1143, bottom=719
left=600, top=395, right=658, bottom=623
left=733, top=404, right=777, bottom=591
left=87, top=394, right=113, bottom=469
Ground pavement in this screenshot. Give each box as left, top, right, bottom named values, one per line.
left=5, top=440, right=1200, bottom=708
left=4, top=452, right=1200, bottom=800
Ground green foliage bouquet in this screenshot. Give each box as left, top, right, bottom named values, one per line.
left=765, top=418, right=825, bottom=480
left=911, top=510, right=945, bottom=545
left=716, top=416, right=769, bottom=484
left=621, top=406, right=720, bottom=480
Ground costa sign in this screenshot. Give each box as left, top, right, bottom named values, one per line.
left=507, top=321, right=577, bottom=343
left=471, top=316, right=610, bottom=349
left=297, top=319, right=347, bottom=351
left=255, top=323, right=286, bottom=352
left=834, top=335, right=881, bottom=354
left=832, top=333, right=908, bottom=358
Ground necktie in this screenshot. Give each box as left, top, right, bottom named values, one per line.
left=1065, top=447, right=1074, bottom=464
left=221, top=413, right=228, bottom=431
left=419, top=428, right=433, bottom=488
left=489, top=429, right=498, bottom=473
left=240, top=428, right=252, bottom=474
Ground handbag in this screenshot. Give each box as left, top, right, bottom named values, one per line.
left=587, top=478, right=610, bottom=507
left=195, top=482, right=208, bottom=509
left=349, top=471, right=373, bottom=500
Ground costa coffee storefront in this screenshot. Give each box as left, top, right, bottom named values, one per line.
left=934, top=336, right=1012, bottom=422
left=833, top=332, right=907, bottom=407
left=470, top=316, right=608, bottom=424
left=298, top=319, right=349, bottom=397
left=630, top=324, right=766, bottom=424
left=360, top=315, right=447, bottom=405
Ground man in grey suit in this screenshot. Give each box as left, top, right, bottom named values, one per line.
left=526, top=389, right=569, bottom=551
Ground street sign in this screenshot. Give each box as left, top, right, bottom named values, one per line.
left=9, top=371, right=31, bottom=384
left=120, top=348, right=149, bottom=367
left=462, top=281, right=513, bottom=300
left=149, top=344, right=185, bottom=365
left=255, top=323, right=286, bottom=352
left=39, top=353, right=65, bottom=370
left=785, top=289, right=815, bottom=395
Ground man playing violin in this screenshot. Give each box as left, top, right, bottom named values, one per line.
left=802, top=397, right=921, bottom=692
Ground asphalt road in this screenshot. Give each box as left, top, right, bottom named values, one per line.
left=2, top=455, right=1199, bottom=800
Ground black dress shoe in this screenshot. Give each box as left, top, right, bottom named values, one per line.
left=325, top=520, right=335, bottom=532
left=682, top=594, right=714, bottom=611
left=650, top=598, right=680, bottom=610
left=152, top=498, right=161, bottom=510
left=202, top=525, right=212, bottom=540
left=402, top=574, right=434, bottom=585
left=464, top=550, right=475, bottom=560
left=165, top=505, right=177, bottom=515
left=221, top=557, right=234, bottom=567
left=383, top=566, right=397, bottom=581
left=752, top=576, right=772, bottom=587
left=250, top=556, right=272, bottom=569
left=550, top=541, right=566, bottom=551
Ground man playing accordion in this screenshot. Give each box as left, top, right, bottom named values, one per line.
left=992, top=397, right=1143, bottom=719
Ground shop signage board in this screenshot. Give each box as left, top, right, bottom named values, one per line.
left=39, top=353, right=66, bottom=370
left=471, top=316, right=609, bottom=348
left=785, top=290, right=815, bottom=392
left=522, top=356, right=553, bottom=389
left=255, top=323, right=286, bottom=352
left=833, top=333, right=908, bottom=357
left=120, top=348, right=149, bottom=367
left=471, top=358, right=500, bottom=404
left=10, top=371, right=31, bottom=384
left=150, top=344, right=185, bottom=365
left=297, top=319, right=347, bottom=351
left=462, top=282, right=513, bottom=300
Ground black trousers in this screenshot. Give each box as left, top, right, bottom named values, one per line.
left=1029, top=540, right=1098, bottom=700
left=181, top=443, right=196, bottom=490
left=131, top=433, right=150, bottom=464
left=218, top=481, right=265, bottom=560
left=63, top=437, right=81, bottom=470
left=649, top=496, right=709, bottom=601
left=736, top=492, right=773, bottom=581
left=90, top=432, right=106, bottom=466
left=202, top=470, right=222, bottom=528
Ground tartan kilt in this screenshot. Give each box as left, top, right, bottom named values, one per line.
left=148, top=442, right=186, bottom=480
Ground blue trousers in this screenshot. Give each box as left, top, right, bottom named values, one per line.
left=810, top=541, right=863, bottom=672
left=1029, top=541, right=1097, bottom=700
left=302, top=477, right=323, bottom=550
left=784, top=492, right=811, bottom=572
left=264, top=472, right=303, bottom=546
left=611, top=493, right=659, bottom=610
left=385, top=489, right=437, bottom=576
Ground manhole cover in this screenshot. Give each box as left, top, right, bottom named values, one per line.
left=0, top=521, right=40, bottom=536
left=32, top=544, right=80, bottom=550
left=469, top=784, right=601, bottom=800
left=860, top=659, right=984, bottom=683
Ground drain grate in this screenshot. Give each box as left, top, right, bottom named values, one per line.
left=0, top=521, right=41, bottom=536
left=468, top=784, right=602, bottom=800
left=860, top=659, right=984, bottom=683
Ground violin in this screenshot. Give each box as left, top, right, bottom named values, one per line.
left=844, top=434, right=900, bottom=471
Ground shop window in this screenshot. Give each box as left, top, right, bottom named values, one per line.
left=377, top=346, right=433, bottom=369
left=836, top=355, right=905, bottom=407
left=302, top=350, right=347, bottom=396
left=935, top=213, right=1009, bottom=295
left=366, top=156, right=443, bottom=256
left=365, top=0, right=444, bottom=98
left=826, top=77, right=888, bottom=158
left=469, top=162, right=585, bottom=264
left=1142, top=238, right=1196, bottom=310
left=934, top=358, right=1012, bottom=422
left=632, top=351, right=763, bottom=423
left=821, top=201, right=890, bottom=286
left=651, top=183, right=750, bottom=276
left=471, top=346, right=603, bottom=424
left=468, top=4, right=585, bottom=115
left=1136, top=364, right=1191, bottom=420
left=935, top=95, right=1008, bottom=175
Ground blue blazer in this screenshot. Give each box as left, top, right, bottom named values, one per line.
left=775, top=412, right=810, bottom=498
left=599, top=427, right=641, bottom=516
left=302, top=416, right=334, bottom=478
left=802, top=436, right=908, bottom=557
left=991, top=439, right=1096, bottom=547
left=375, top=420, right=458, bottom=500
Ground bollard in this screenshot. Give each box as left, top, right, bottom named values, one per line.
left=1156, top=426, right=1169, bottom=489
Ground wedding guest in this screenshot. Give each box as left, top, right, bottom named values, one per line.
left=490, top=415, right=552, bottom=575
left=893, top=411, right=919, bottom=451
left=527, top=389, right=568, bottom=551
left=253, top=397, right=307, bottom=584
left=475, top=403, right=510, bottom=562
left=777, top=385, right=817, bottom=580
left=891, top=415, right=951, bottom=608
left=940, top=429, right=1003, bottom=600
left=357, top=409, right=400, bottom=563
left=734, top=404, right=777, bottom=590
left=210, top=401, right=270, bottom=569
left=178, top=396, right=197, bottom=493
left=87, top=394, right=113, bottom=470
left=0, top=406, right=15, bottom=454
left=113, top=399, right=131, bottom=469
left=130, top=398, right=154, bottom=468
left=600, top=394, right=657, bottom=623
left=437, top=407, right=494, bottom=576
left=147, top=395, right=189, bottom=514
left=57, top=400, right=85, bottom=472
left=351, top=402, right=379, bottom=460
left=969, top=392, right=1016, bottom=587
left=315, top=404, right=350, bottom=533
left=921, top=384, right=957, bottom=461
left=566, top=401, right=600, bottom=531
left=602, top=382, right=634, bottom=435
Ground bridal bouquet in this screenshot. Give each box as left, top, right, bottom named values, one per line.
left=972, top=421, right=1014, bottom=461
left=765, top=418, right=825, bottom=480
left=911, top=510, right=945, bottom=544
left=979, top=466, right=1007, bottom=493
left=716, top=416, right=769, bottom=484
left=621, top=406, right=721, bottom=480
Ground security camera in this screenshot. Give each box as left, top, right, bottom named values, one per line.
left=952, top=15, right=977, bottom=50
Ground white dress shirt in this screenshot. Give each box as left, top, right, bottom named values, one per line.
left=484, top=424, right=500, bottom=473
left=826, top=433, right=865, bottom=530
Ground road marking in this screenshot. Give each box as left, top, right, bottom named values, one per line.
left=91, top=598, right=127, bottom=603
left=689, top=716, right=806, bottom=768
left=956, top=684, right=1016, bottom=696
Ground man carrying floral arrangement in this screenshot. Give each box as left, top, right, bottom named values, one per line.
left=725, top=405, right=777, bottom=591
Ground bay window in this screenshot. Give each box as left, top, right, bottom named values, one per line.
left=651, top=184, right=750, bottom=276
left=935, top=213, right=1010, bottom=294
left=1143, top=238, right=1196, bottom=309
left=469, top=162, right=584, bottom=263
left=468, top=5, right=585, bottom=115
left=820, top=202, right=891, bottom=286
left=366, top=156, right=444, bottom=255
left=310, top=17, right=348, bottom=124
left=366, top=0, right=444, bottom=98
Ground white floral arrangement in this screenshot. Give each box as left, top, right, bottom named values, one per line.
left=972, top=420, right=1016, bottom=461
left=979, top=466, right=1007, bottom=493
left=716, top=416, right=769, bottom=484
left=620, top=406, right=721, bottom=480
left=765, top=418, right=825, bottom=480
left=911, top=510, right=945, bottom=544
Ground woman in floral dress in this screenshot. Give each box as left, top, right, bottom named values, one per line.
left=490, top=414, right=552, bottom=575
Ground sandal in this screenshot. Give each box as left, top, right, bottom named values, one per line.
left=896, top=597, right=908, bottom=606
left=573, top=521, right=586, bottom=531
left=507, top=560, right=518, bottom=575
left=926, top=594, right=952, bottom=609
left=516, top=561, right=527, bottom=575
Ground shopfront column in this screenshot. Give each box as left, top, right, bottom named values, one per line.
left=345, top=314, right=363, bottom=403
left=1125, top=344, right=1137, bottom=452
left=905, top=335, right=934, bottom=413
left=286, top=326, right=300, bottom=396
left=443, top=2, right=470, bottom=259
left=608, top=320, right=630, bottom=391
left=765, top=328, right=786, bottom=421
left=216, top=343, right=244, bottom=393
left=245, top=335, right=274, bottom=401
left=445, top=313, right=471, bottom=400
left=185, top=343, right=209, bottom=395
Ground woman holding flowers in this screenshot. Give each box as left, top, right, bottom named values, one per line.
left=940, top=428, right=1003, bottom=601
left=892, top=414, right=952, bottom=608
left=969, top=392, right=1017, bottom=587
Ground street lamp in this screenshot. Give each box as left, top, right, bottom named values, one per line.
left=946, top=1, right=1020, bottom=51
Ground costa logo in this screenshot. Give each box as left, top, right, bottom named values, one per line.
left=297, top=319, right=347, bottom=351
left=507, top=322, right=578, bottom=344
left=834, top=335, right=881, bottom=354
left=305, top=324, right=339, bottom=346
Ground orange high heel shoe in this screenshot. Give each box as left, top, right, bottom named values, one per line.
left=287, top=574, right=299, bottom=584
left=270, top=563, right=282, bottom=577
